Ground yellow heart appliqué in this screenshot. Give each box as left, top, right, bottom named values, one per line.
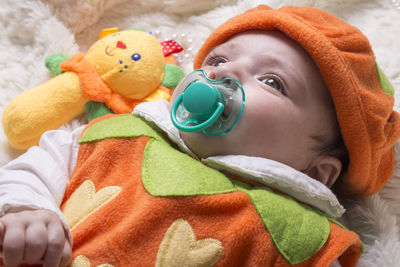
left=156, top=219, right=223, bottom=267
left=62, top=180, right=121, bottom=230
left=69, top=255, right=113, bottom=267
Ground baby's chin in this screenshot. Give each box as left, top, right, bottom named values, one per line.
left=178, top=127, right=255, bottom=160
left=179, top=130, right=228, bottom=159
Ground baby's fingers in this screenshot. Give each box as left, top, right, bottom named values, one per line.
left=2, top=223, right=25, bottom=267
left=0, top=220, right=4, bottom=260
left=60, top=239, right=72, bottom=267
left=23, top=222, right=47, bottom=264
left=43, top=221, right=66, bottom=267
left=0, top=220, right=4, bottom=246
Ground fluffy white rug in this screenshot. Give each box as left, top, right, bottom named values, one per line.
left=1, top=0, right=400, bottom=266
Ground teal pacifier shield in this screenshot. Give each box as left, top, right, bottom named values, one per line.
left=171, top=69, right=245, bottom=136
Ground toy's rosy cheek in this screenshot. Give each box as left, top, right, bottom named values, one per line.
left=131, top=53, right=141, bottom=61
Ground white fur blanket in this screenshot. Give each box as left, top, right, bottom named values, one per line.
left=1, top=0, right=400, bottom=266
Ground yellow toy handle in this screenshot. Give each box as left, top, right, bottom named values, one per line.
left=2, top=72, right=87, bottom=149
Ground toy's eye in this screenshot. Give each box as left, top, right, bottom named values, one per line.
left=131, top=53, right=141, bottom=61
left=111, top=33, right=120, bottom=37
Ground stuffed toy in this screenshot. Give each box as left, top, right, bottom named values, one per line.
left=1, top=28, right=184, bottom=150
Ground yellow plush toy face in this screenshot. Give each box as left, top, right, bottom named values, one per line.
left=85, top=30, right=165, bottom=99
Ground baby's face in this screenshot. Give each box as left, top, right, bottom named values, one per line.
left=171, top=30, right=339, bottom=171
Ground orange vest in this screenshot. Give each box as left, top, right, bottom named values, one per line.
left=60, top=114, right=362, bottom=267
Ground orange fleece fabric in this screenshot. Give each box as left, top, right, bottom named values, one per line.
left=194, top=5, right=400, bottom=196
left=60, top=52, right=142, bottom=113
left=58, top=114, right=362, bottom=266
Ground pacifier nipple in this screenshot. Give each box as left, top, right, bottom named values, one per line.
left=182, top=83, right=222, bottom=121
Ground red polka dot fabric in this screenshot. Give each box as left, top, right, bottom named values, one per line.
left=160, top=40, right=183, bottom=57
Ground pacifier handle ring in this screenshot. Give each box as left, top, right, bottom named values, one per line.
left=171, top=94, right=225, bottom=132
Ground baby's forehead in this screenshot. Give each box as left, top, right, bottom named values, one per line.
left=207, top=30, right=315, bottom=67
left=209, top=32, right=255, bottom=54
left=209, top=30, right=299, bottom=53
left=213, top=38, right=239, bottom=52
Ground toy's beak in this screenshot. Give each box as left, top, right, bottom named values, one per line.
left=105, top=41, right=127, bottom=56
left=117, top=41, right=127, bottom=49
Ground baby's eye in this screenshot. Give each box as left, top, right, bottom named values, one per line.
left=259, top=74, right=285, bottom=93
left=205, top=56, right=227, bottom=67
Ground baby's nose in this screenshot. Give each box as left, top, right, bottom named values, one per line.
left=207, top=67, right=241, bottom=83
left=207, top=70, right=217, bottom=80
left=206, top=66, right=231, bottom=80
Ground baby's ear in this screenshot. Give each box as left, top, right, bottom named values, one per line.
left=304, top=155, right=342, bottom=188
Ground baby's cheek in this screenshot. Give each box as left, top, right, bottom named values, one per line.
left=240, top=104, right=300, bottom=151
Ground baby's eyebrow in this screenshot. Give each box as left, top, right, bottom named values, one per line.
left=258, top=53, right=307, bottom=94
left=258, top=53, right=293, bottom=71
left=203, top=49, right=218, bottom=63
left=208, top=39, right=242, bottom=58
left=212, top=43, right=232, bottom=56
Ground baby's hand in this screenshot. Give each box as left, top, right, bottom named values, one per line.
left=0, top=209, right=71, bottom=267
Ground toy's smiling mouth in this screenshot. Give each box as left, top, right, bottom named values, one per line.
left=105, top=41, right=127, bottom=56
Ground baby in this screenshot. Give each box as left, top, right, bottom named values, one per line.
left=0, top=4, right=400, bottom=267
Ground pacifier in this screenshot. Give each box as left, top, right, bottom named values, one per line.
left=170, top=69, right=245, bottom=136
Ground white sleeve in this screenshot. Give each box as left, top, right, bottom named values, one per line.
left=0, top=125, right=84, bottom=228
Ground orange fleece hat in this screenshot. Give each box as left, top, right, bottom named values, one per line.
left=194, top=5, right=400, bottom=196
